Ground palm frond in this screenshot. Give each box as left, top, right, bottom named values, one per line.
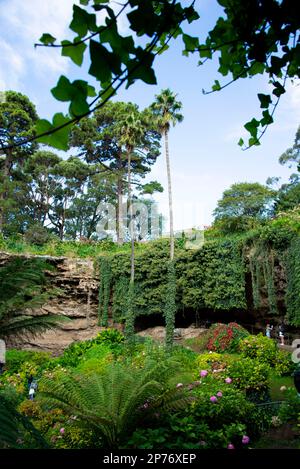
left=38, top=359, right=185, bottom=448
left=0, top=395, right=49, bottom=449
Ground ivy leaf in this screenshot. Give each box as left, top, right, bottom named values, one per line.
left=51, top=76, right=74, bottom=101
left=61, top=39, right=87, bottom=66
left=258, top=93, right=272, bottom=109
left=272, top=81, right=286, bottom=98
left=39, top=33, right=56, bottom=45
left=35, top=113, right=71, bottom=151
left=260, top=110, right=273, bottom=126
left=212, top=80, right=221, bottom=91
left=70, top=5, right=97, bottom=38
left=182, top=34, right=199, bottom=51
left=244, top=118, right=260, bottom=138
left=126, top=50, right=156, bottom=88
left=89, top=40, right=121, bottom=84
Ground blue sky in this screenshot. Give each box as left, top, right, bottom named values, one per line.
left=0, top=0, right=299, bottom=230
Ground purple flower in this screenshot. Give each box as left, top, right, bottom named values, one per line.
left=210, top=395, right=217, bottom=403
left=143, top=402, right=149, bottom=409
left=227, top=443, right=235, bottom=449
left=225, top=377, right=232, bottom=384
left=216, top=391, right=223, bottom=397
left=60, top=428, right=65, bottom=434
left=242, top=435, right=250, bottom=444
left=176, top=383, right=183, bottom=388
left=199, top=440, right=206, bottom=446
left=200, top=370, right=208, bottom=377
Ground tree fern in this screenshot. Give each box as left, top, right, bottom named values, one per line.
left=0, top=395, right=48, bottom=449
left=38, top=359, right=189, bottom=448
left=0, top=257, right=68, bottom=339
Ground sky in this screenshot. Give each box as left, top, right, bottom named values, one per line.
left=0, top=0, right=299, bottom=231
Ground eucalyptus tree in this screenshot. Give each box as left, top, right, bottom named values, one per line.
left=150, top=89, right=183, bottom=350
left=70, top=101, right=161, bottom=244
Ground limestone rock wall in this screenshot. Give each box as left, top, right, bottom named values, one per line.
left=1, top=253, right=103, bottom=355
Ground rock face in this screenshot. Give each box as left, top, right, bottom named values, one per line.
left=1, top=253, right=103, bottom=356
left=137, top=326, right=207, bottom=342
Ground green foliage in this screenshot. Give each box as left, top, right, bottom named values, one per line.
left=285, top=237, right=300, bottom=326
left=164, top=260, right=176, bottom=351
left=124, top=282, right=136, bottom=344
left=239, top=334, right=277, bottom=363
left=98, top=257, right=112, bottom=326
left=58, top=329, right=124, bottom=368
left=0, top=395, right=48, bottom=449
left=32, top=0, right=299, bottom=151
left=227, top=357, right=271, bottom=399
left=24, top=224, right=53, bottom=246
left=0, top=258, right=67, bottom=340
left=238, top=334, right=296, bottom=376
left=4, top=349, right=52, bottom=375
left=38, top=358, right=187, bottom=448
left=127, top=377, right=268, bottom=449
left=204, top=323, right=249, bottom=353
left=213, top=182, right=275, bottom=233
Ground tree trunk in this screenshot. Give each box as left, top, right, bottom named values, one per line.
left=127, top=147, right=135, bottom=283
left=116, top=152, right=124, bottom=245
left=164, top=129, right=174, bottom=260
left=0, top=150, right=12, bottom=232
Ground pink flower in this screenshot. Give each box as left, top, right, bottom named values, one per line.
left=210, top=395, right=217, bottom=403
left=242, top=435, right=250, bottom=444
left=216, top=391, right=223, bottom=397
left=176, top=383, right=183, bottom=388
left=225, top=377, right=232, bottom=384
left=200, top=370, right=208, bottom=377
left=227, top=443, right=235, bottom=449
left=143, top=402, right=149, bottom=409
left=60, top=428, right=65, bottom=434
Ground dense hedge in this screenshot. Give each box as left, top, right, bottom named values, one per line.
left=97, top=238, right=247, bottom=322
left=96, top=227, right=300, bottom=325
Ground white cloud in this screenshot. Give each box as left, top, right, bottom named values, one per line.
left=0, top=0, right=80, bottom=89
left=0, top=39, right=25, bottom=90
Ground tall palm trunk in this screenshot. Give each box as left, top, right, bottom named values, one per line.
left=127, top=149, right=135, bottom=283
left=163, top=127, right=176, bottom=352
left=116, top=152, right=124, bottom=245
left=164, top=128, right=174, bottom=260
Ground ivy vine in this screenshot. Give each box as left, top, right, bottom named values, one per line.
left=164, top=260, right=176, bottom=352
left=98, top=257, right=112, bottom=327
left=285, top=237, right=300, bottom=326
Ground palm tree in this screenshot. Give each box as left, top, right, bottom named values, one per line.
left=119, top=106, right=150, bottom=342
left=0, top=257, right=68, bottom=340
left=38, top=359, right=189, bottom=448
left=150, top=89, right=183, bottom=260
left=150, top=90, right=183, bottom=350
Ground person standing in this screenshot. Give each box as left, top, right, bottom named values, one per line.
left=266, top=324, right=273, bottom=338
left=278, top=322, right=285, bottom=345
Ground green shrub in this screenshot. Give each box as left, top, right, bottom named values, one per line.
left=126, top=379, right=268, bottom=449
left=24, top=224, right=54, bottom=246
left=239, top=334, right=295, bottom=376
left=239, top=334, right=277, bottom=364
left=4, top=349, right=52, bottom=375
left=227, top=357, right=271, bottom=401
left=204, top=323, right=249, bottom=353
